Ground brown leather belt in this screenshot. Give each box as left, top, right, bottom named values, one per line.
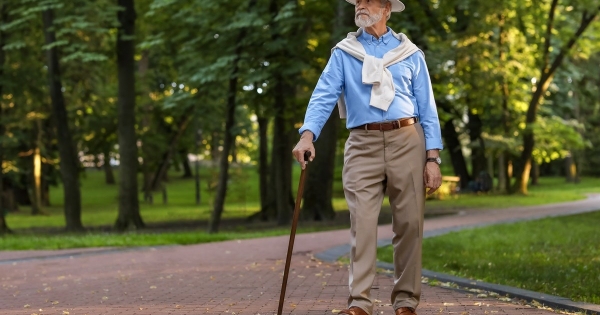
left=352, top=117, right=418, bottom=131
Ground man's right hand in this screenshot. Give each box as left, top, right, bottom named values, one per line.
left=292, top=131, right=316, bottom=170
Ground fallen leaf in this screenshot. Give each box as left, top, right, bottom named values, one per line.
left=332, top=310, right=341, bottom=314
left=477, top=294, right=488, bottom=298
left=443, top=302, right=454, bottom=306
left=102, top=296, right=108, bottom=301
left=51, top=301, right=59, bottom=305
left=63, top=311, right=70, bottom=315
left=175, top=305, right=181, bottom=309
left=150, top=286, right=157, bottom=289
left=24, top=305, right=30, bottom=308
left=499, top=297, right=512, bottom=302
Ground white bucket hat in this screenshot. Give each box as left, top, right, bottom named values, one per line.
left=345, top=0, right=405, bottom=12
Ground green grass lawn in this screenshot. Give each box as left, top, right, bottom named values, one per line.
left=6, top=164, right=600, bottom=231
left=378, top=211, right=600, bottom=304
left=2, top=163, right=600, bottom=251
left=0, top=224, right=344, bottom=250
left=425, top=176, right=600, bottom=211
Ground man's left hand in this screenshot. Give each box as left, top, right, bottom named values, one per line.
left=424, top=162, right=442, bottom=195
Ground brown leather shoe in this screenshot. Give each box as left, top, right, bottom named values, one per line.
left=338, top=306, right=369, bottom=315
left=395, top=307, right=417, bottom=315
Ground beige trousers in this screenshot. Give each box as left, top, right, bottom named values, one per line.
left=342, top=123, right=426, bottom=314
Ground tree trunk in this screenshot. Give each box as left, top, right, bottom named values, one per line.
left=103, top=148, right=116, bottom=184
left=42, top=9, right=83, bottom=230
left=443, top=119, right=470, bottom=189
left=487, top=153, right=495, bottom=190
left=14, top=174, right=31, bottom=206
left=208, top=0, right=258, bottom=233
left=102, top=157, right=116, bottom=185
left=194, top=126, right=202, bottom=205
left=115, top=0, right=144, bottom=230
left=150, top=110, right=193, bottom=190
left=0, top=2, right=10, bottom=234
left=210, top=131, right=221, bottom=163
left=468, top=111, right=486, bottom=178
left=208, top=63, right=239, bottom=234
left=301, top=106, right=339, bottom=221
left=565, top=154, right=576, bottom=183
left=531, top=160, right=539, bottom=185
left=497, top=13, right=511, bottom=194
left=180, top=149, right=193, bottom=178
left=31, top=120, right=43, bottom=215
left=497, top=154, right=506, bottom=193
left=231, top=143, right=237, bottom=164
left=138, top=50, right=153, bottom=201
left=272, top=83, right=295, bottom=226
left=257, top=116, right=269, bottom=220
left=41, top=162, right=51, bottom=207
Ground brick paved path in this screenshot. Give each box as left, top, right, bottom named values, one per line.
left=1, top=195, right=598, bottom=315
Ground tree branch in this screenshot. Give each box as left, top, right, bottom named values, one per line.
left=541, top=0, right=559, bottom=73
left=545, top=8, right=599, bottom=81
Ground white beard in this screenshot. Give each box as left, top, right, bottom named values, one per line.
left=355, top=8, right=384, bottom=28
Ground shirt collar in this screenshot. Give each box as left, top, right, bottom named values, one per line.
left=359, top=26, right=392, bottom=45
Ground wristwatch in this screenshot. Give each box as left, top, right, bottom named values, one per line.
left=426, top=157, right=442, bottom=165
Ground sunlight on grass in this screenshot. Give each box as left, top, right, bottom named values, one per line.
left=6, top=165, right=600, bottom=231
left=378, top=211, right=600, bottom=304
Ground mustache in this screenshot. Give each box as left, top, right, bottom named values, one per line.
left=355, top=9, right=369, bottom=17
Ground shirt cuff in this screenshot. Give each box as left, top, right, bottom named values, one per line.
left=425, top=138, right=444, bottom=151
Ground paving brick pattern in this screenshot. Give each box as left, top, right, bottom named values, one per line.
left=1, top=195, right=598, bottom=315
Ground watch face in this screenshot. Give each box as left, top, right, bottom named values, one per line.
left=436, top=157, right=442, bottom=164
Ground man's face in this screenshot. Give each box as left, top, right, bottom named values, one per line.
left=354, top=0, right=387, bottom=28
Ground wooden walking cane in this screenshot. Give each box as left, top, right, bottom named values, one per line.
left=277, top=151, right=311, bottom=315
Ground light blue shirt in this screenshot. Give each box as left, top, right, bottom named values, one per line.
left=299, top=27, right=443, bottom=151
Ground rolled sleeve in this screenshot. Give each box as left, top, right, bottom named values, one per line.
left=299, top=49, right=345, bottom=141
left=412, top=53, right=443, bottom=151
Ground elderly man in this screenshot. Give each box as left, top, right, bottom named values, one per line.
left=292, top=0, right=443, bottom=314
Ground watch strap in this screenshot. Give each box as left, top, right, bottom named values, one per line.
left=426, top=157, right=439, bottom=164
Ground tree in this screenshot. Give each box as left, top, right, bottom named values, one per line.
left=115, top=0, right=144, bottom=230
left=209, top=0, right=258, bottom=233
left=0, top=1, right=10, bottom=234
left=42, top=8, right=83, bottom=231
left=514, top=1, right=599, bottom=194
left=301, top=0, right=351, bottom=221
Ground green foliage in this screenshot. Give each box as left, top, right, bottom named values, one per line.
left=379, top=211, right=600, bottom=304
left=1, top=0, right=599, bottom=232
